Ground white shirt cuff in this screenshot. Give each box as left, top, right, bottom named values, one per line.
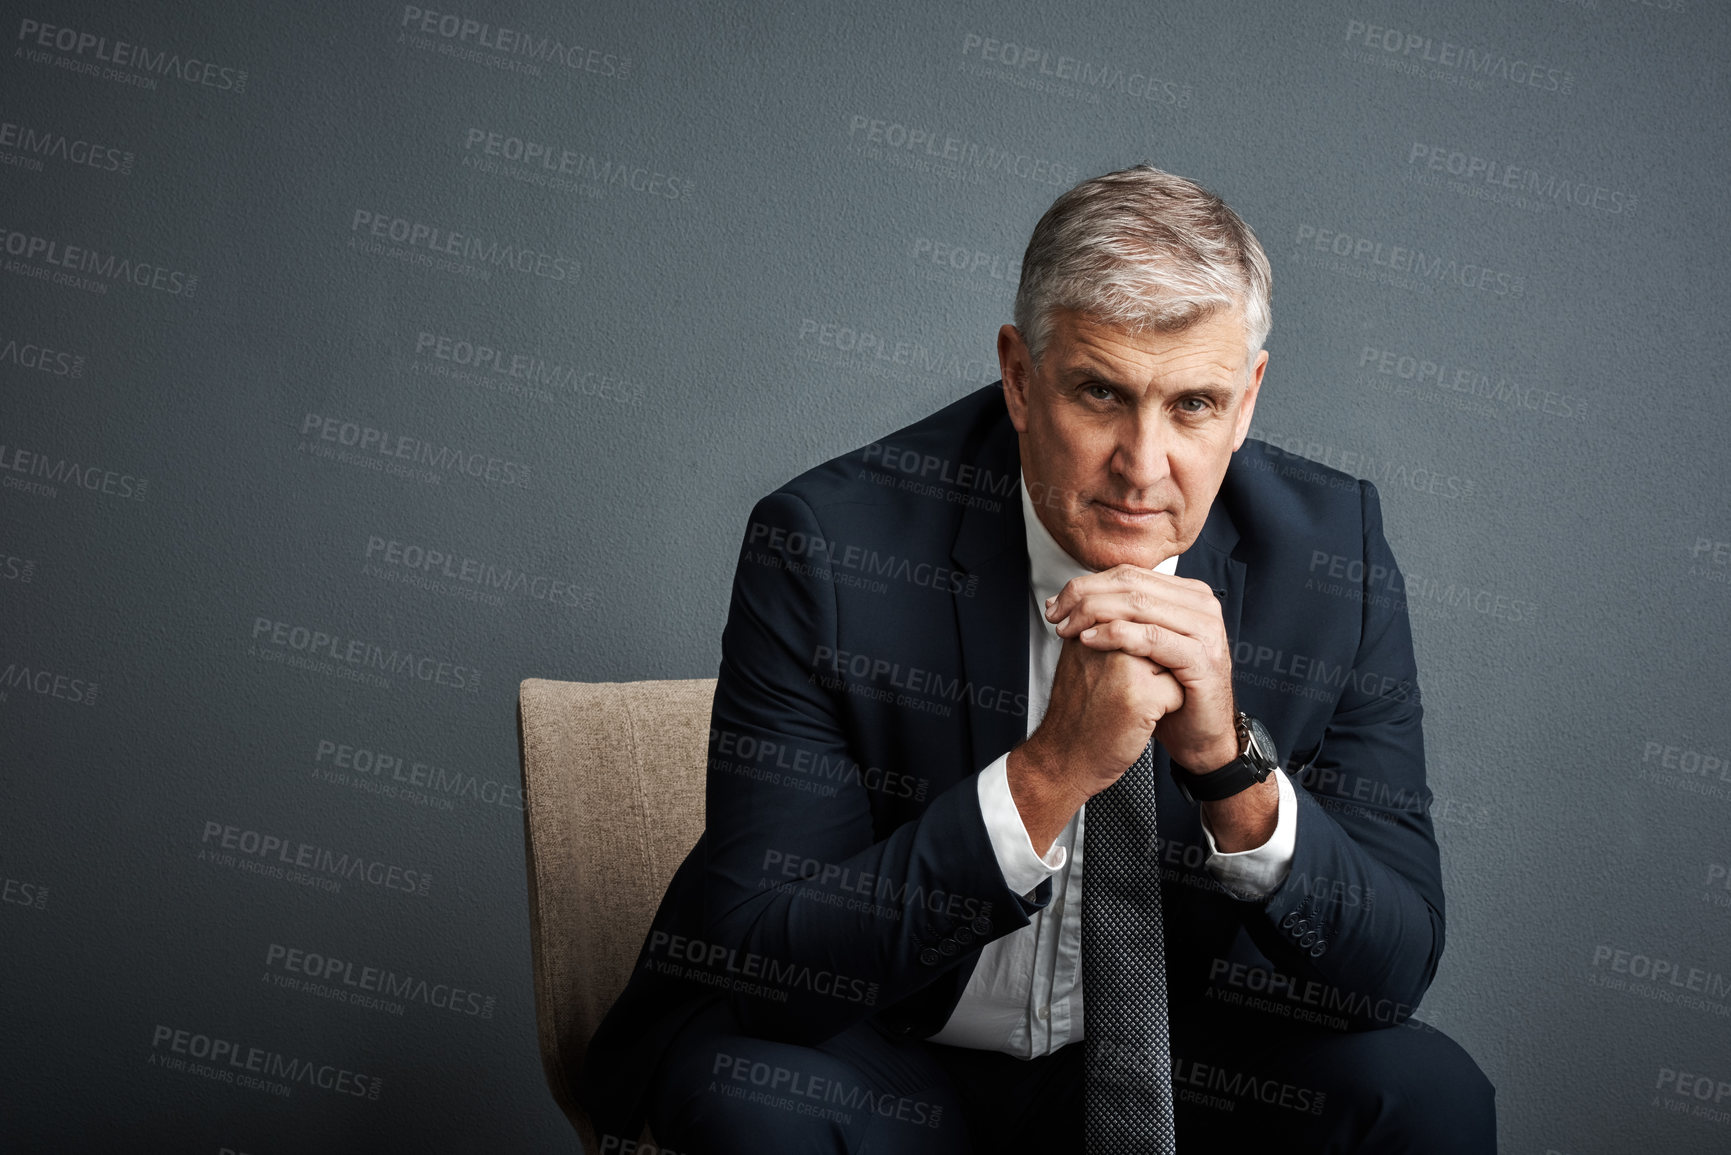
left=1199, top=766, right=1297, bottom=901
left=976, top=752, right=1067, bottom=897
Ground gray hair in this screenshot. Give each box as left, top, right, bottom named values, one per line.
left=1013, top=164, right=1272, bottom=368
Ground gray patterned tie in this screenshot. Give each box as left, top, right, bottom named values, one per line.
left=1083, top=733, right=1178, bottom=1153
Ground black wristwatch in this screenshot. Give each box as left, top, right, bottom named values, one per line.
left=1170, top=712, right=1279, bottom=804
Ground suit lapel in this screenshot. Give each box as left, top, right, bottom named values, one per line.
left=1174, top=498, right=1245, bottom=658
left=950, top=407, right=1031, bottom=776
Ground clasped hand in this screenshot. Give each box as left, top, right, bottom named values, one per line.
left=1007, top=564, right=1246, bottom=852
left=1044, top=564, right=1239, bottom=782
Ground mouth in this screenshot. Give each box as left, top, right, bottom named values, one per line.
left=1093, top=499, right=1167, bottom=524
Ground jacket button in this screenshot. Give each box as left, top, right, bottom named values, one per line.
left=1281, top=912, right=1299, bottom=929
left=1300, top=931, right=1318, bottom=948
left=939, top=939, right=960, bottom=956
left=973, top=916, right=993, bottom=935
left=1309, top=941, right=1327, bottom=958
left=1292, top=919, right=1310, bottom=935
left=919, top=948, right=939, bottom=966
left=955, top=926, right=976, bottom=946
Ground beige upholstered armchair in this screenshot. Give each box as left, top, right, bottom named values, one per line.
left=516, top=677, right=716, bottom=1150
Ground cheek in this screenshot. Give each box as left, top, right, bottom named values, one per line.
left=1030, top=429, right=1104, bottom=514
left=1167, top=454, right=1210, bottom=501
left=1043, top=413, right=1115, bottom=468
left=1171, top=455, right=1230, bottom=512
left=1030, top=412, right=1083, bottom=474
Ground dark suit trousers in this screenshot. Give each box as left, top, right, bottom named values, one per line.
left=646, top=998, right=1496, bottom=1154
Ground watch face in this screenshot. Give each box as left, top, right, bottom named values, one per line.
left=1242, top=715, right=1279, bottom=770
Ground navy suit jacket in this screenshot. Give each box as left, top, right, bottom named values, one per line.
left=580, top=382, right=1445, bottom=1141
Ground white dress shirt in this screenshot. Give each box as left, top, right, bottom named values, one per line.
left=927, top=472, right=1298, bottom=1056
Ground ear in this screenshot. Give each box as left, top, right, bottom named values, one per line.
left=1230, top=349, right=1269, bottom=452
left=999, top=324, right=1033, bottom=434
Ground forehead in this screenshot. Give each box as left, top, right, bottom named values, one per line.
left=1047, top=308, right=1248, bottom=382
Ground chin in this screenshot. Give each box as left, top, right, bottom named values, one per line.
left=1075, top=532, right=1177, bottom=573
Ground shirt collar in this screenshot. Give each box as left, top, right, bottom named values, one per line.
left=1020, top=470, right=1179, bottom=629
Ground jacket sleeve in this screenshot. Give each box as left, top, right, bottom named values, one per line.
left=1245, top=479, right=1447, bottom=1025
left=691, top=490, right=1044, bottom=1043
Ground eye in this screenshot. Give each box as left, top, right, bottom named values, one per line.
left=1176, top=396, right=1210, bottom=414
left=1084, top=383, right=1114, bottom=402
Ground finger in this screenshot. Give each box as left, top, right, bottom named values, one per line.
left=1053, top=587, right=1220, bottom=642
left=1076, top=619, right=1209, bottom=678
left=1046, top=566, right=1218, bottom=624
left=1048, top=575, right=1222, bottom=643
left=1146, top=670, right=1185, bottom=717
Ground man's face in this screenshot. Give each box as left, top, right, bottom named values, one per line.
left=999, top=306, right=1268, bottom=571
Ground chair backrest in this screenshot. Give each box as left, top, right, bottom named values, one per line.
left=516, top=676, right=715, bottom=1145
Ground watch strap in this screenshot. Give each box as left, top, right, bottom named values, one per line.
left=1170, top=713, right=1276, bottom=803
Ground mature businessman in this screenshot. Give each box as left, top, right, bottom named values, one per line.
left=581, top=165, right=1497, bottom=1152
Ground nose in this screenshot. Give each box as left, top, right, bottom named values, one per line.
left=1110, top=405, right=1173, bottom=494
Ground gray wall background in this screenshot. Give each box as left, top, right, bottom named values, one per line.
left=3, top=0, right=1728, bottom=1151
